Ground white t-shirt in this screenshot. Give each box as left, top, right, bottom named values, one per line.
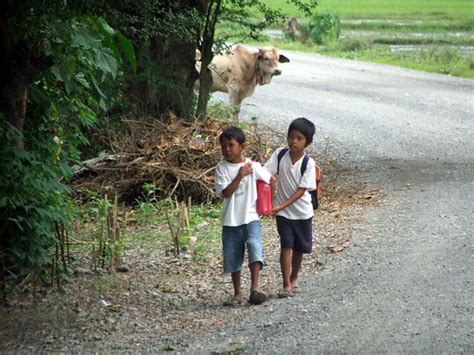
left=215, top=158, right=272, bottom=226
left=264, top=147, right=316, bottom=220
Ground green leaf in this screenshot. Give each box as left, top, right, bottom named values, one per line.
left=0, top=197, right=7, bottom=208
left=65, top=55, right=77, bottom=76
left=91, top=77, right=106, bottom=99
left=95, top=48, right=118, bottom=78
left=50, top=103, right=58, bottom=122
left=51, top=65, right=62, bottom=82
left=75, top=72, right=91, bottom=89
left=72, top=31, right=100, bottom=50
left=117, top=32, right=137, bottom=73
left=97, top=18, right=115, bottom=36
left=99, top=97, right=107, bottom=111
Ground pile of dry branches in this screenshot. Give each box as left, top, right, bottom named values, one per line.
left=71, top=117, right=284, bottom=204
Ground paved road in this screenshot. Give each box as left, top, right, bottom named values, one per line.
left=207, top=52, right=474, bottom=352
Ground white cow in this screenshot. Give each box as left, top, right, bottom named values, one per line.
left=196, top=45, right=290, bottom=120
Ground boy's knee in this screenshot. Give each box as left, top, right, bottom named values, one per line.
left=249, top=261, right=263, bottom=270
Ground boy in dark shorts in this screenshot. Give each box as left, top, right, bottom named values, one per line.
left=215, top=126, right=272, bottom=305
left=264, top=117, right=316, bottom=298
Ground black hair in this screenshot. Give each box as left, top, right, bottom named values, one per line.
left=288, top=117, right=316, bottom=145
left=219, top=126, right=246, bottom=144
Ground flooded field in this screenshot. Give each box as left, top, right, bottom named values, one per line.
left=341, top=29, right=474, bottom=54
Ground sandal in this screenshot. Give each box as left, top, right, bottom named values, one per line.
left=249, top=290, right=267, bottom=305
left=278, top=289, right=295, bottom=298
left=291, top=285, right=301, bottom=293
left=223, top=295, right=243, bottom=306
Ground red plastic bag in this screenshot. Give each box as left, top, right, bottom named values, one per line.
left=256, top=180, right=272, bottom=216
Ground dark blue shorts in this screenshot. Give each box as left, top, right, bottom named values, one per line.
left=276, top=216, right=313, bottom=254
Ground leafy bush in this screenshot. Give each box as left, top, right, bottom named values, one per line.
left=308, top=11, right=341, bottom=45
left=0, top=122, right=72, bottom=286
left=0, top=17, right=135, bottom=293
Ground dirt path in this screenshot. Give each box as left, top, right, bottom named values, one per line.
left=176, top=161, right=473, bottom=353
left=203, top=52, right=474, bottom=352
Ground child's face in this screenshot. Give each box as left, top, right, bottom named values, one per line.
left=220, top=138, right=245, bottom=163
left=287, top=129, right=308, bottom=152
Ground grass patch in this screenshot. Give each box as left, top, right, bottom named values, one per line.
left=124, top=202, right=222, bottom=262
left=321, top=43, right=474, bottom=79
left=71, top=197, right=223, bottom=271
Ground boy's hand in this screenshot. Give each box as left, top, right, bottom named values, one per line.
left=238, top=162, right=253, bottom=177
left=221, top=162, right=252, bottom=198
left=272, top=205, right=283, bottom=214
left=272, top=188, right=306, bottom=215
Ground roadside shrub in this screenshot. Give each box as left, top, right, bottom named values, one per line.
left=421, top=45, right=461, bottom=64
left=468, top=57, right=474, bottom=70
left=0, top=121, right=72, bottom=288
left=308, top=11, right=341, bottom=45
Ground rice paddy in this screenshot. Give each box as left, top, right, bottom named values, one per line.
left=255, top=0, right=474, bottom=78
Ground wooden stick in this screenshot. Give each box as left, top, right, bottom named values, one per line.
left=164, top=210, right=177, bottom=257
left=59, top=223, right=68, bottom=276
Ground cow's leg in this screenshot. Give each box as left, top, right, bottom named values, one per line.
left=228, top=91, right=242, bottom=122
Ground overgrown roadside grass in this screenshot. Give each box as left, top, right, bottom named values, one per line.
left=76, top=198, right=223, bottom=266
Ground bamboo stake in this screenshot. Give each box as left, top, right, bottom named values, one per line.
left=183, top=201, right=190, bottom=227
left=91, top=243, right=96, bottom=271
left=59, top=223, right=68, bottom=276
left=65, top=226, right=70, bottom=265
left=0, top=252, right=5, bottom=305
left=51, top=259, right=55, bottom=288
left=113, top=194, right=120, bottom=267
left=164, top=210, right=176, bottom=257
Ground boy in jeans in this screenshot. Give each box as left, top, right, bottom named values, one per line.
left=215, top=126, right=271, bottom=305
left=264, top=117, right=316, bottom=298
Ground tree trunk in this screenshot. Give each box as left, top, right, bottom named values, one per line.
left=119, top=0, right=210, bottom=120
left=150, top=35, right=198, bottom=119
left=0, top=6, right=52, bottom=144
left=0, top=10, right=27, bottom=139
left=196, top=0, right=221, bottom=120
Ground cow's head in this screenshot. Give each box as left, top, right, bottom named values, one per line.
left=257, top=47, right=290, bottom=85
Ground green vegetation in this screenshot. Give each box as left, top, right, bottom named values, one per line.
left=261, top=0, right=474, bottom=20
left=130, top=202, right=222, bottom=263
left=73, top=192, right=222, bottom=272
left=253, top=0, right=474, bottom=78
left=307, top=11, right=341, bottom=44
left=316, top=0, right=474, bottom=20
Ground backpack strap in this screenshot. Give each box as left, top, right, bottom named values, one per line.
left=300, top=154, right=309, bottom=176
left=277, top=148, right=309, bottom=176
left=276, top=148, right=289, bottom=174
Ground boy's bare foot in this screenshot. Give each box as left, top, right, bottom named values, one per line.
left=278, top=288, right=295, bottom=298
left=291, top=285, right=301, bottom=293
left=249, top=289, right=267, bottom=305
left=223, top=294, right=243, bottom=306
